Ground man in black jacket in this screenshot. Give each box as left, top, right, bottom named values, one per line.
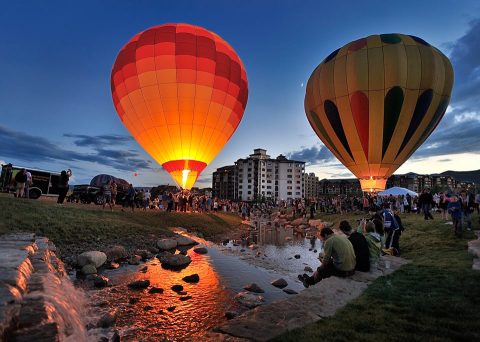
left=339, top=220, right=370, bottom=272
left=419, top=188, right=434, bottom=220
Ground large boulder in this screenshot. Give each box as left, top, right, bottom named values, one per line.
left=77, top=251, right=107, bottom=268
left=105, top=246, right=128, bottom=261
left=158, top=254, right=192, bottom=269
left=81, top=264, right=97, bottom=275
left=234, top=292, right=265, bottom=308
left=175, top=235, right=199, bottom=246
left=157, top=239, right=178, bottom=251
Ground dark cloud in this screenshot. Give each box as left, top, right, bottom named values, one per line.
left=63, top=133, right=132, bottom=147
left=287, top=145, right=335, bottom=165
left=448, top=19, right=480, bottom=106
left=0, top=125, right=151, bottom=172
left=411, top=19, right=480, bottom=159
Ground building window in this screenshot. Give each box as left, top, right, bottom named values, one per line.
left=287, top=180, right=292, bottom=184
left=296, top=192, right=301, bottom=195
left=267, top=180, right=272, bottom=183
left=287, top=186, right=292, bottom=190
left=248, top=185, right=252, bottom=189
left=267, top=186, right=271, bottom=189
left=248, top=191, right=251, bottom=194
left=296, top=181, right=301, bottom=184
left=287, top=169, right=292, bottom=172
left=287, top=175, right=292, bottom=178
left=287, top=192, right=292, bottom=195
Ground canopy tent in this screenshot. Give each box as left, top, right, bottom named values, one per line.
left=377, top=186, right=418, bottom=197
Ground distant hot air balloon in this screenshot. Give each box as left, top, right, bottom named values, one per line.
left=111, top=24, right=248, bottom=189
left=134, top=172, right=139, bottom=177
left=305, top=33, right=453, bottom=192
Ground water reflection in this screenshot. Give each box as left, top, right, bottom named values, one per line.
left=83, top=232, right=308, bottom=341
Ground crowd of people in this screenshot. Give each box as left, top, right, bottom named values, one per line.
left=297, top=187, right=479, bottom=288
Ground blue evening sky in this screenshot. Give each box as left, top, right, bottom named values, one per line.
left=1, top=1, right=479, bottom=186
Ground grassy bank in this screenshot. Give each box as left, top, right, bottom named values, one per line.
left=275, top=211, right=480, bottom=341
left=0, top=195, right=242, bottom=257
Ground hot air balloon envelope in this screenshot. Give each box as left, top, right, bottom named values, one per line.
left=305, top=33, right=453, bottom=192
left=111, top=24, right=248, bottom=189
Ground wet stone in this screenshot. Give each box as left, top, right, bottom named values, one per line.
left=294, top=254, right=301, bottom=259
left=105, top=261, right=120, bottom=270
left=93, top=275, right=110, bottom=288
left=129, top=297, right=140, bottom=304
left=144, top=305, right=154, bottom=311
left=182, top=274, right=200, bottom=283
left=148, top=287, right=164, bottom=294
left=271, top=278, right=288, bottom=289
left=193, top=247, right=208, bottom=254
left=283, top=288, right=298, bottom=295
left=171, top=285, right=184, bottom=293
left=243, top=283, right=264, bottom=293
left=140, top=266, right=148, bottom=273
left=97, top=310, right=117, bottom=328
left=180, top=296, right=192, bottom=301
left=225, top=311, right=239, bottom=320
left=166, top=306, right=176, bottom=312
left=127, top=280, right=150, bottom=289
left=111, top=331, right=121, bottom=342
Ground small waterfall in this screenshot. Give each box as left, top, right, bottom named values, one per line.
left=28, top=270, right=89, bottom=341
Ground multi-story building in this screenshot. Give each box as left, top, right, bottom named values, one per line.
left=303, top=172, right=319, bottom=200
left=318, top=179, right=362, bottom=195
left=212, top=148, right=305, bottom=201
left=212, top=166, right=236, bottom=200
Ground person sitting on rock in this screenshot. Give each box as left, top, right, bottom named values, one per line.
left=298, top=227, right=356, bottom=288
left=339, top=220, right=370, bottom=272
left=363, top=221, right=382, bottom=270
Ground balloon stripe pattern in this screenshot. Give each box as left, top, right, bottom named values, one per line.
left=111, top=24, right=248, bottom=189
left=305, top=33, right=453, bottom=191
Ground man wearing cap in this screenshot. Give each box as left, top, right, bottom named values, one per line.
left=299, top=227, right=356, bottom=287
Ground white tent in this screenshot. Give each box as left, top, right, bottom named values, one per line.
left=378, top=186, right=418, bottom=197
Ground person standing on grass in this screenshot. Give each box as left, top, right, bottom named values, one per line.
left=14, top=168, right=27, bottom=198
left=447, top=195, right=463, bottom=237
left=102, top=180, right=113, bottom=211
left=382, top=208, right=401, bottom=254
left=419, top=188, right=434, bottom=220
left=459, top=190, right=475, bottom=231
left=111, top=181, right=117, bottom=207
left=57, top=169, right=72, bottom=204
left=298, top=227, right=356, bottom=288
left=24, top=169, right=32, bottom=198
left=122, top=184, right=136, bottom=212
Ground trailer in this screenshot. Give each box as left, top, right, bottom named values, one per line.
left=0, top=163, right=62, bottom=199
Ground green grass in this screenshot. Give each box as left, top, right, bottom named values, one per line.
left=0, top=194, right=242, bottom=256
left=275, top=211, right=480, bottom=341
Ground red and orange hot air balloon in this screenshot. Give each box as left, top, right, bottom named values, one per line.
left=111, top=24, right=248, bottom=189
left=305, top=33, right=453, bottom=192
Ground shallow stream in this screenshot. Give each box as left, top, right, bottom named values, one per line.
left=79, top=223, right=324, bottom=341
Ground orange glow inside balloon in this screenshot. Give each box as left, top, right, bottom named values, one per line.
left=111, top=24, right=248, bottom=189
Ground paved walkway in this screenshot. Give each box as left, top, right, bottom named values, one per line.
left=208, top=255, right=410, bottom=341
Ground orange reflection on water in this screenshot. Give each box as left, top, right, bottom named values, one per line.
left=93, top=247, right=234, bottom=342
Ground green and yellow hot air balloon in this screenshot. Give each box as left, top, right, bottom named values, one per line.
left=305, top=33, right=454, bottom=192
